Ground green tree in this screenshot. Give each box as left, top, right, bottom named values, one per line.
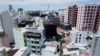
left=2, top=49, right=8, bottom=56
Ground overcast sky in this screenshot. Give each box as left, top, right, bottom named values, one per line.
left=0, top=0, right=100, bottom=11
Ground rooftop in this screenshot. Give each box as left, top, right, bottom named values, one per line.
left=44, top=46, right=56, bottom=52
left=0, top=46, right=11, bottom=52
left=14, top=47, right=28, bottom=56
left=8, top=49, right=18, bottom=56
left=63, top=48, right=79, bottom=55
left=15, top=17, right=44, bottom=33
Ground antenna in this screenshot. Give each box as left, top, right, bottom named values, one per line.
left=48, top=3, right=50, bottom=11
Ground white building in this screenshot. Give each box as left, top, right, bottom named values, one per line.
left=0, top=11, right=14, bottom=43
left=13, top=28, right=26, bottom=48
left=90, top=34, right=100, bottom=56
left=70, top=30, right=88, bottom=44
left=14, top=47, right=30, bottom=56
left=59, top=9, right=65, bottom=23
left=13, top=17, right=44, bottom=54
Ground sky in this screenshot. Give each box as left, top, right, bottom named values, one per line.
left=0, top=0, right=100, bottom=12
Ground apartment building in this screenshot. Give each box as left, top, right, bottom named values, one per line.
left=13, top=17, right=44, bottom=54
left=76, top=4, right=98, bottom=33
left=59, top=9, right=65, bottom=23
left=64, top=5, right=78, bottom=27
left=94, top=5, right=100, bottom=33
left=0, top=11, right=14, bottom=43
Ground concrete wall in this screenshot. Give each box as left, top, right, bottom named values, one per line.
left=13, top=28, right=25, bottom=48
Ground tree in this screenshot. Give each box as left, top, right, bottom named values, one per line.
left=63, top=54, right=71, bottom=56
left=2, top=49, right=8, bottom=56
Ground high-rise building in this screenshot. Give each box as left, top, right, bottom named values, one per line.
left=76, top=4, right=98, bottom=33
left=90, top=33, right=100, bottom=56
left=94, top=5, right=100, bottom=33
left=44, top=20, right=57, bottom=40
left=64, top=5, right=78, bottom=27
left=59, top=9, right=65, bottom=23
left=0, top=11, right=14, bottom=43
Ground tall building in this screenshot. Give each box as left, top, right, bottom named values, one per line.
left=0, top=11, right=14, bottom=43
left=59, top=9, right=65, bottom=23
left=76, top=4, right=98, bottom=33
left=8, top=5, right=16, bottom=17
left=44, top=20, right=57, bottom=40
left=90, top=33, right=100, bottom=56
left=64, top=5, right=78, bottom=27
left=94, top=5, right=100, bottom=33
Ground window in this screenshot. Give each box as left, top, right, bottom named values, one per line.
left=80, top=34, right=81, bottom=36
left=32, top=50, right=36, bottom=53
left=32, top=46, right=36, bottom=48
left=32, top=41, right=34, bottom=43
left=37, top=46, right=40, bottom=48
left=91, top=9, right=93, bottom=11
left=37, top=51, right=40, bottom=53
left=79, top=37, right=81, bottom=39
left=85, top=6, right=87, bottom=8
left=92, top=6, right=94, bottom=8
left=88, top=6, right=90, bottom=8
left=35, top=41, right=39, bottom=44
left=75, top=38, right=78, bottom=43
left=88, top=9, right=89, bottom=11
left=76, top=34, right=78, bottom=36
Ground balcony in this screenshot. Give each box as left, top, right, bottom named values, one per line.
left=25, top=32, right=41, bottom=39
left=0, top=32, right=5, bottom=37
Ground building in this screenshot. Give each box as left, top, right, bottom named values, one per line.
left=76, top=4, right=98, bottom=33
left=14, top=47, right=30, bottom=56
left=47, top=12, right=55, bottom=20
left=52, top=16, right=60, bottom=25
left=90, top=33, right=100, bottom=56
left=70, top=30, right=88, bottom=44
left=0, top=18, right=9, bottom=47
left=13, top=17, right=44, bottom=54
left=59, top=9, right=65, bottom=23
left=94, top=5, right=100, bottom=33
left=0, top=11, right=14, bottom=43
left=13, top=28, right=26, bottom=48
left=64, top=5, right=78, bottom=27
left=44, top=20, right=57, bottom=41
left=24, top=29, right=44, bottom=54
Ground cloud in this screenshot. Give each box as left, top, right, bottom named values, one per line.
left=0, top=0, right=88, bottom=5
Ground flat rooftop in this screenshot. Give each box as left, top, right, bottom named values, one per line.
left=44, top=46, right=56, bottom=52
left=14, top=47, right=28, bottom=56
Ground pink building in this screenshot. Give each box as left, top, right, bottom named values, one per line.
left=64, top=5, right=78, bottom=27
left=94, top=5, right=100, bottom=33
left=76, top=4, right=98, bottom=33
